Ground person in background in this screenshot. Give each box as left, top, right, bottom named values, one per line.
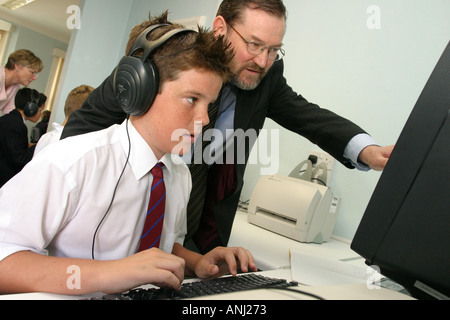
left=0, top=49, right=43, bottom=115
left=30, top=94, right=49, bottom=143
left=0, top=88, right=44, bottom=187
left=34, top=85, right=94, bottom=155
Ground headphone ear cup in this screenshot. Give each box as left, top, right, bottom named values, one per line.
left=23, top=99, right=39, bottom=117
left=114, top=56, right=159, bottom=116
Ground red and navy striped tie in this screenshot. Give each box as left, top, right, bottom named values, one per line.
left=138, top=162, right=165, bottom=251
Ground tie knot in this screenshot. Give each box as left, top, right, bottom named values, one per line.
left=151, top=162, right=164, bottom=179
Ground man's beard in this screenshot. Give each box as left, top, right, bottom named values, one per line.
left=230, top=63, right=267, bottom=91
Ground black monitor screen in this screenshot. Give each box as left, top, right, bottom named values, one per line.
left=351, top=41, right=450, bottom=300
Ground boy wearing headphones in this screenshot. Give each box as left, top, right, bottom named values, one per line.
left=0, top=87, right=44, bottom=187
left=0, top=14, right=256, bottom=296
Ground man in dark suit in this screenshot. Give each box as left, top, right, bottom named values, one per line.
left=61, top=1, right=393, bottom=253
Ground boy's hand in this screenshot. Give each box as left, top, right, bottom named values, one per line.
left=193, top=246, right=258, bottom=279
left=105, top=248, right=185, bottom=294
left=0, top=248, right=186, bottom=295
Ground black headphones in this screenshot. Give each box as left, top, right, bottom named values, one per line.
left=23, top=89, right=40, bottom=117
left=113, top=24, right=195, bottom=116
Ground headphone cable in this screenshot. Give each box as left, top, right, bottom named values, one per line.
left=91, top=116, right=132, bottom=260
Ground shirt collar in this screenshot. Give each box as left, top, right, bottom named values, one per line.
left=119, top=119, right=174, bottom=182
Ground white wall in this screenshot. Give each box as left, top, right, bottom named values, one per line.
left=241, top=0, right=450, bottom=240
left=53, top=0, right=450, bottom=241
left=51, top=0, right=220, bottom=125
left=124, top=0, right=220, bottom=43
left=51, top=0, right=133, bottom=125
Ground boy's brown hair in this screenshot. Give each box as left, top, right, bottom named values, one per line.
left=64, top=85, right=95, bottom=117
left=125, top=11, right=234, bottom=90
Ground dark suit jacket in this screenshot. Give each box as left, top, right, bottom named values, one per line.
left=203, top=61, right=366, bottom=249
left=61, top=60, right=366, bottom=247
left=0, top=109, right=36, bottom=187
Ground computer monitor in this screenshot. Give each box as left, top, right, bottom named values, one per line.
left=351, top=41, right=450, bottom=300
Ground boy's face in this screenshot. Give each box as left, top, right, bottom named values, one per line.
left=132, top=68, right=223, bottom=159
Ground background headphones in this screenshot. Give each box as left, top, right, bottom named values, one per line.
left=23, top=89, right=40, bottom=117
left=113, top=24, right=195, bottom=116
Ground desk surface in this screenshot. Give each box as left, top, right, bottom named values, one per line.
left=191, top=269, right=414, bottom=300
left=0, top=210, right=413, bottom=300
left=0, top=268, right=413, bottom=301
left=227, top=210, right=413, bottom=299
left=228, top=210, right=364, bottom=271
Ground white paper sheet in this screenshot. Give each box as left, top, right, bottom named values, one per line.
left=290, top=249, right=382, bottom=286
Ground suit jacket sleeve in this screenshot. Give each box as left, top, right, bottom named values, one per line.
left=60, top=69, right=127, bottom=139
left=266, top=60, right=367, bottom=168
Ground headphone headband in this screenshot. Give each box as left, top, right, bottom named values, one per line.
left=127, top=24, right=167, bottom=56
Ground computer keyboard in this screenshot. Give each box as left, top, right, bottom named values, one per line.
left=93, top=273, right=297, bottom=300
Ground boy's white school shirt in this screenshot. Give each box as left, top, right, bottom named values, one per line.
left=0, top=120, right=191, bottom=261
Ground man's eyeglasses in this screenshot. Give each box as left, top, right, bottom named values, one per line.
left=229, top=25, right=285, bottom=61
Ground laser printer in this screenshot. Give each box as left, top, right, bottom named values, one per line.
left=247, top=174, right=339, bottom=243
